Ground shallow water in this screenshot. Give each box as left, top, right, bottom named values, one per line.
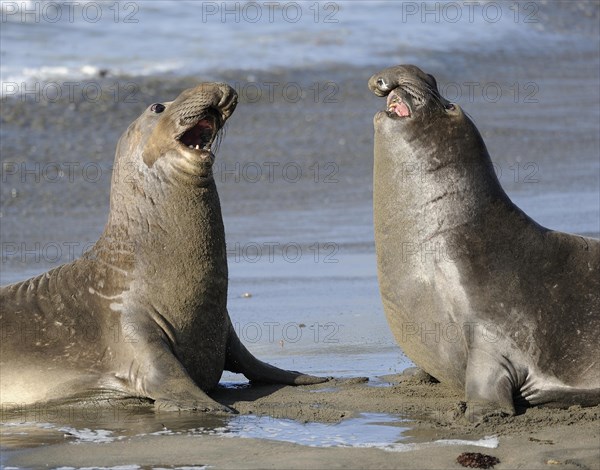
left=1, top=409, right=499, bottom=468
left=3, top=0, right=592, bottom=88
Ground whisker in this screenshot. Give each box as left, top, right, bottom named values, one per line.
left=397, top=76, right=447, bottom=113
left=212, top=124, right=226, bottom=154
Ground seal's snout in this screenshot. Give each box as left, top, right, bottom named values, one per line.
left=370, top=65, right=452, bottom=123
left=172, top=83, right=238, bottom=157
left=217, top=83, right=238, bottom=121
left=369, top=64, right=436, bottom=98
left=181, top=82, right=238, bottom=123
left=371, top=76, right=393, bottom=97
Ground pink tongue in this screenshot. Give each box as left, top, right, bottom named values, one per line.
left=392, top=102, right=410, bottom=117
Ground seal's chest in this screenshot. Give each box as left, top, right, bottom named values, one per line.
left=178, top=314, right=229, bottom=389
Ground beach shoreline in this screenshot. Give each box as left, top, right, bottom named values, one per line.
left=3, top=374, right=599, bottom=469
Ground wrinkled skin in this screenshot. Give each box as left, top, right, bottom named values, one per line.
left=369, top=65, right=600, bottom=419
left=0, top=83, right=327, bottom=412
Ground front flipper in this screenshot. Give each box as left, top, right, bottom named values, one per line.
left=121, top=320, right=232, bottom=413
left=150, top=372, right=233, bottom=414
left=224, top=321, right=328, bottom=385
left=464, top=348, right=518, bottom=422
left=146, top=349, right=233, bottom=413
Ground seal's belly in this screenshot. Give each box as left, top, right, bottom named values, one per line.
left=0, top=361, right=127, bottom=404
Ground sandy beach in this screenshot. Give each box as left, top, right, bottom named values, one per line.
left=3, top=374, right=599, bottom=469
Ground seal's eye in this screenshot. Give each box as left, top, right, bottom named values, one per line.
left=150, top=103, right=165, bottom=114
left=445, top=103, right=456, bottom=111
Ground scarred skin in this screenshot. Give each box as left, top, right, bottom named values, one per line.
left=368, top=65, right=600, bottom=418
left=0, top=82, right=327, bottom=412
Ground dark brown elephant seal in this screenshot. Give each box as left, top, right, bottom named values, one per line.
left=0, top=82, right=326, bottom=412
left=368, top=64, right=599, bottom=418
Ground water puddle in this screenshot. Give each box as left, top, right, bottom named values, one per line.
left=219, top=412, right=406, bottom=447
left=365, top=376, right=395, bottom=388
left=2, top=410, right=498, bottom=456
left=216, top=413, right=498, bottom=452
left=0, top=407, right=228, bottom=448
left=54, top=466, right=209, bottom=470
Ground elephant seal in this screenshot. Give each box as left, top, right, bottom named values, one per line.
left=368, top=64, right=599, bottom=417
left=0, top=82, right=326, bottom=412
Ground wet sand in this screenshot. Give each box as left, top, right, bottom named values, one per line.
left=4, top=375, right=600, bottom=469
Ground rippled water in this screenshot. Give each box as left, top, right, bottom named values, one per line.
left=0, top=0, right=577, bottom=88
left=0, top=410, right=498, bottom=461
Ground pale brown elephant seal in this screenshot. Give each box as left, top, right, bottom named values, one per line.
left=368, top=64, right=599, bottom=418
left=0, top=82, right=327, bottom=412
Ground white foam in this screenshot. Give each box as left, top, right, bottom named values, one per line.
left=209, top=414, right=500, bottom=452
left=58, top=426, right=121, bottom=444
left=348, top=435, right=500, bottom=453
left=153, top=467, right=209, bottom=470
left=55, top=466, right=209, bottom=470
left=1, top=0, right=556, bottom=98
left=1, top=421, right=56, bottom=429
left=56, top=466, right=141, bottom=470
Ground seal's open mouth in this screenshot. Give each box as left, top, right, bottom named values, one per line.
left=177, top=109, right=221, bottom=154
left=386, top=89, right=411, bottom=119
